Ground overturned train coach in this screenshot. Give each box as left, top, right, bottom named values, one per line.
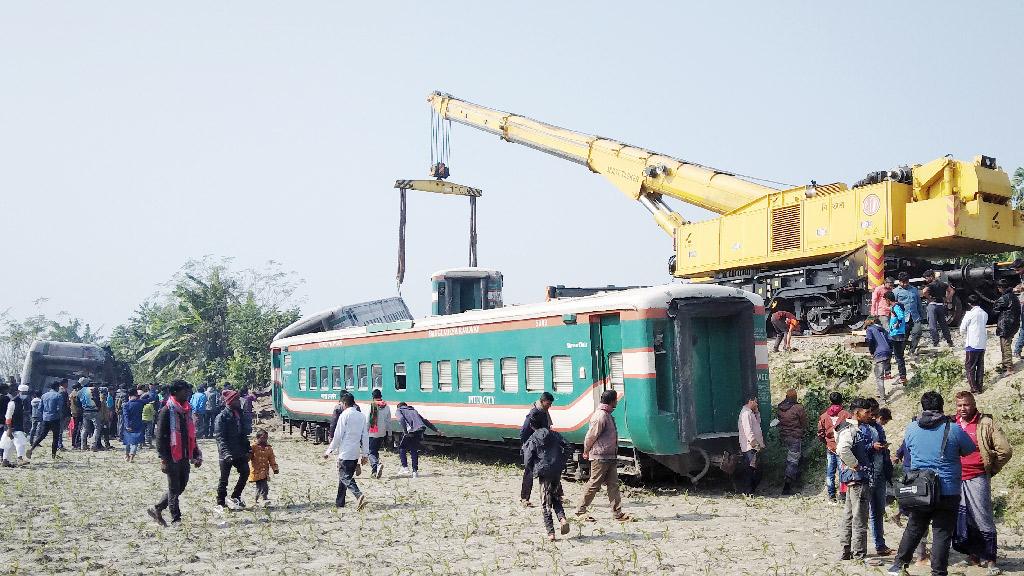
left=270, top=282, right=770, bottom=483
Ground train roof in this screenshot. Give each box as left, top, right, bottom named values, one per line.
left=271, top=283, right=762, bottom=349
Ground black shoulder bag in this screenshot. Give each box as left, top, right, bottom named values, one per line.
left=895, top=422, right=949, bottom=511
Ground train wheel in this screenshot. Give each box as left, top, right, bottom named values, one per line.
left=806, top=307, right=834, bottom=334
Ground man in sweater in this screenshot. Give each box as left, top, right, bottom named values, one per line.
left=776, top=389, right=807, bottom=495
left=959, top=294, right=989, bottom=393
left=951, top=391, right=1013, bottom=575
left=737, top=394, right=765, bottom=496
left=147, top=380, right=202, bottom=526
left=817, top=392, right=851, bottom=502
left=575, top=389, right=631, bottom=522
left=28, top=382, right=65, bottom=459
left=323, top=393, right=368, bottom=510
left=519, top=391, right=554, bottom=507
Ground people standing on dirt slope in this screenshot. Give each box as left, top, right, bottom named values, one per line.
left=872, top=277, right=896, bottom=329
left=148, top=380, right=202, bottom=527
left=894, top=273, right=925, bottom=356
left=189, top=385, right=207, bottom=440
left=865, top=400, right=895, bottom=558
left=248, top=429, right=279, bottom=506
left=575, top=390, right=632, bottom=522
left=952, top=391, right=1012, bottom=576
left=27, top=383, right=65, bottom=460
left=122, top=389, right=146, bottom=463
left=204, top=385, right=221, bottom=438
left=323, top=393, right=368, bottom=510
left=864, top=317, right=892, bottom=403
left=921, top=270, right=956, bottom=349
left=366, top=389, right=391, bottom=479
left=396, top=402, right=440, bottom=478
left=886, top=292, right=910, bottom=386
left=736, top=394, right=765, bottom=497
left=893, top=432, right=932, bottom=568
left=886, top=391, right=976, bottom=576
left=1, top=384, right=32, bottom=467
left=959, top=294, right=989, bottom=394
left=818, top=392, right=851, bottom=503
left=776, top=389, right=807, bottom=496
left=770, top=310, right=799, bottom=353
left=992, top=279, right=1020, bottom=375
left=519, top=391, right=554, bottom=507
left=835, top=398, right=876, bottom=563
left=214, top=389, right=251, bottom=509
left=522, top=410, right=570, bottom=540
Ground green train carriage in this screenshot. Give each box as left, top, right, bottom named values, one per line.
left=270, top=283, right=770, bottom=482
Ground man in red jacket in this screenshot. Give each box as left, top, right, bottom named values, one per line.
left=817, top=391, right=851, bottom=502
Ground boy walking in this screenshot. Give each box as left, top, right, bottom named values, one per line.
left=248, top=429, right=279, bottom=505
left=522, top=411, right=570, bottom=540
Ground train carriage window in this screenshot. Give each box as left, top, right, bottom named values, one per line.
left=344, top=365, right=354, bottom=390
left=457, top=359, right=472, bottom=392
left=551, top=356, right=573, bottom=393
left=394, top=363, right=407, bottom=391
left=308, top=368, right=318, bottom=390
left=283, top=355, right=292, bottom=368
left=500, top=357, right=518, bottom=392
left=608, top=352, right=624, bottom=392
left=419, top=361, right=433, bottom=391
left=357, top=365, right=368, bottom=391
left=478, top=359, right=495, bottom=392
left=298, top=368, right=307, bottom=391
left=320, top=366, right=329, bottom=391
left=371, top=364, right=383, bottom=390
left=332, top=367, right=341, bottom=390
left=438, top=360, right=453, bottom=392
left=525, top=356, right=544, bottom=392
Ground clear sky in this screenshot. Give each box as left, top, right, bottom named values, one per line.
left=2, top=2, right=1022, bottom=333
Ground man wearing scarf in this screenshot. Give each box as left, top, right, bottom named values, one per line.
left=214, top=389, right=251, bottom=509
left=148, top=380, right=202, bottom=526
left=366, top=389, right=391, bottom=479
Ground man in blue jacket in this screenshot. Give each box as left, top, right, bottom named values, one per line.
left=865, top=317, right=892, bottom=403
left=27, top=382, right=65, bottom=459
left=190, top=386, right=208, bottom=439
left=886, top=391, right=977, bottom=576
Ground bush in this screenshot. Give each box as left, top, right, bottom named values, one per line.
left=810, top=345, right=871, bottom=383
left=905, top=352, right=963, bottom=395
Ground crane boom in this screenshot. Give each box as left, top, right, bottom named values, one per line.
left=428, top=92, right=777, bottom=235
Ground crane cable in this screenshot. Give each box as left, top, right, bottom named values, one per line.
left=397, top=188, right=407, bottom=293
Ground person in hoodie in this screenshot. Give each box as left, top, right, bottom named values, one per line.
left=519, top=391, right=554, bottom=507
left=865, top=317, right=892, bottom=403
left=366, top=389, right=391, bottom=479
left=886, top=391, right=976, bottom=576
left=818, top=392, right=852, bottom=502
left=776, top=389, right=807, bottom=495
left=396, top=402, right=441, bottom=477
left=522, top=410, right=570, bottom=540
left=122, top=389, right=146, bottom=463
left=214, top=389, right=252, bottom=509
left=959, top=294, right=989, bottom=393
left=992, top=279, right=1020, bottom=374
left=835, top=397, right=875, bottom=563
left=886, top=291, right=910, bottom=385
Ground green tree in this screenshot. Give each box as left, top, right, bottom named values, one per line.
left=1011, top=166, right=1024, bottom=209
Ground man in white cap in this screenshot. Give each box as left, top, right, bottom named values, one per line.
left=1, top=382, right=32, bottom=466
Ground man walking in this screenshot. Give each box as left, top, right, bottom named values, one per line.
left=817, top=392, right=851, bottom=502
left=992, top=279, right=1020, bottom=374
left=575, top=390, right=631, bottom=522
left=69, top=381, right=83, bottom=449
left=864, top=317, right=892, bottom=403
left=520, top=391, right=554, bottom=507
left=214, top=389, right=251, bottom=509
left=952, top=391, right=1012, bottom=575
left=886, top=392, right=977, bottom=576
left=27, top=382, right=65, bottom=459
left=921, top=270, right=955, bottom=348
left=959, top=294, right=989, bottom=393
left=204, top=385, right=221, bottom=438
left=776, top=389, right=807, bottom=495
left=737, top=394, right=765, bottom=496
left=396, top=402, right=440, bottom=477
left=323, top=393, right=368, bottom=510
left=366, top=389, right=391, bottom=479
left=886, top=291, right=910, bottom=385
left=1, top=383, right=32, bottom=466
left=147, top=380, right=202, bottom=526
left=836, top=398, right=875, bottom=562
left=894, top=272, right=924, bottom=355
left=77, top=377, right=103, bottom=451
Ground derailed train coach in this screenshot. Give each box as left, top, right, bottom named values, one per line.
left=270, top=283, right=770, bottom=483
left=20, top=340, right=119, bottom=391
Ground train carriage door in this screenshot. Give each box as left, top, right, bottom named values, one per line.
left=690, top=317, right=744, bottom=434
left=592, top=314, right=628, bottom=438
left=271, top=349, right=283, bottom=413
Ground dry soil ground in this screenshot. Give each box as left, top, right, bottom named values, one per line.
left=0, top=417, right=1021, bottom=576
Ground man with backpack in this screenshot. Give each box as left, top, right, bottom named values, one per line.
left=522, top=410, right=570, bottom=540
left=886, top=392, right=976, bottom=576
left=835, top=398, right=876, bottom=563
left=885, top=291, right=909, bottom=385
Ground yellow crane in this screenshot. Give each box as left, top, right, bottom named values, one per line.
left=428, top=91, right=1023, bottom=331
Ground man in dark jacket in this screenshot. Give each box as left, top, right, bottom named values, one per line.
left=148, top=380, right=202, bottom=526
left=776, top=389, right=807, bottom=495
left=522, top=410, right=570, bottom=540
left=992, top=278, right=1020, bottom=374
left=519, top=392, right=554, bottom=507
left=214, top=389, right=251, bottom=509
left=836, top=398, right=875, bottom=562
